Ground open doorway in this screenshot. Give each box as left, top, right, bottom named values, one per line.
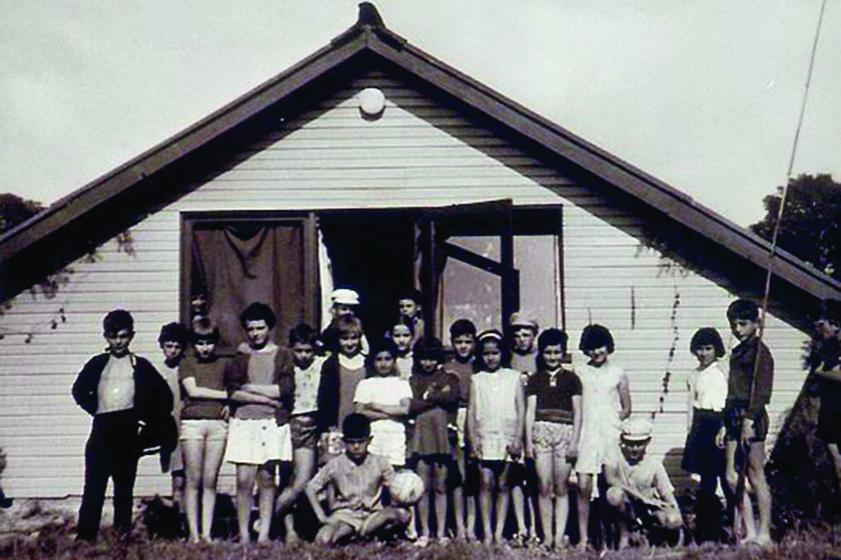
left=319, top=211, right=416, bottom=341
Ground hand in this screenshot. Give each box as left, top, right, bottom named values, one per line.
left=566, top=443, right=578, bottom=460
left=525, top=442, right=535, bottom=460
left=470, top=440, right=482, bottom=460
left=740, top=419, right=755, bottom=446
left=220, top=406, right=230, bottom=420
left=507, top=440, right=523, bottom=460
left=715, top=426, right=726, bottom=449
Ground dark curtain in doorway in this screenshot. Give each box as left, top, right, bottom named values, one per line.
left=191, top=223, right=305, bottom=352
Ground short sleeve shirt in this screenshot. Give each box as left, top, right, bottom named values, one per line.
left=605, top=454, right=674, bottom=502
left=293, top=356, right=326, bottom=415
left=179, top=355, right=227, bottom=420
left=307, top=453, right=395, bottom=513
left=354, top=377, right=413, bottom=439
left=526, top=369, right=582, bottom=424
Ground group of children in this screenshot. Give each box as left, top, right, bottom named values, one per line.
left=72, top=288, right=841, bottom=549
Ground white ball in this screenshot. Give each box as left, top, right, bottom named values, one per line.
left=390, top=469, right=425, bottom=505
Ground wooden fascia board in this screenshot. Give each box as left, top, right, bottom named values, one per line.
left=0, top=32, right=370, bottom=262
left=366, top=38, right=841, bottom=300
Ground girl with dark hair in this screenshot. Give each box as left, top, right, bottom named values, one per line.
left=682, top=327, right=729, bottom=542
left=467, top=330, right=525, bottom=545
left=525, top=328, right=581, bottom=550
left=574, top=323, right=631, bottom=549
left=409, top=337, right=460, bottom=546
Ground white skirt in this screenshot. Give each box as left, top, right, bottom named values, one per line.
left=224, top=418, right=292, bottom=465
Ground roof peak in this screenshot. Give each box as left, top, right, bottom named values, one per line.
left=357, top=2, right=385, bottom=29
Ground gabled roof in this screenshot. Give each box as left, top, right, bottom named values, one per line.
left=2, top=2, right=839, bottom=303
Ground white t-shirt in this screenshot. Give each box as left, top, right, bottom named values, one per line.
left=293, top=356, right=326, bottom=415
left=354, top=376, right=413, bottom=465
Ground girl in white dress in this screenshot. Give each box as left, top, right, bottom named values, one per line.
left=467, top=329, right=525, bottom=544
left=574, top=324, right=631, bottom=549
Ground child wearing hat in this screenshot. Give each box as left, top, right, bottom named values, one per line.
left=305, top=413, right=410, bottom=545
left=604, top=417, right=682, bottom=549
left=319, top=288, right=370, bottom=355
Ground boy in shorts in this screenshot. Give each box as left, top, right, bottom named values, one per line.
left=716, top=299, right=774, bottom=546
left=605, top=418, right=682, bottom=548
left=223, top=302, right=295, bottom=544
left=305, top=413, right=410, bottom=545
left=153, top=322, right=190, bottom=512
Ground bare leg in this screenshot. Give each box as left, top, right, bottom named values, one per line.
left=494, top=464, right=511, bottom=543
left=277, top=448, right=316, bottom=543
left=511, top=485, right=528, bottom=537
left=416, top=459, right=433, bottom=539
left=747, top=442, right=772, bottom=545
left=466, top=489, right=477, bottom=540
left=577, top=473, right=592, bottom=549
left=182, top=438, right=205, bottom=543
left=315, top=521, right=355, bottom=546
left=360, top=507, right=411, bottom=537
left=235, top=465, right=257, bottom=544
left=478, top=466, right=495, bottom=545
left=172, top=470, right=186, bottom=512
left=828, top=444, right=841, bottom=497
left=256, top=463, right=276, bottom=543
left=200, top=437, right=226, bottom=541
left=553, top=458, right=572, bottom=549
left=605, top=487, right=630, bottom=549
left=433, top=462, right=449, bottom=539
left=534, top=451, right=554, bottom=547
left=453, top=487, right=467, bottom=539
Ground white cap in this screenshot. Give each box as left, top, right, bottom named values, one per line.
left=620, top=417, right=653, bottom=442
left=331, top=288, right=360, bottom=306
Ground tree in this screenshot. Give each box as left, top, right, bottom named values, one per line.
left=750, top=174, right=841, bottom=281
left=0, top=193, right=44, bottom=235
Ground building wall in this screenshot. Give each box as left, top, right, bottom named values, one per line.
left=0, top=68, right=810, bottom=498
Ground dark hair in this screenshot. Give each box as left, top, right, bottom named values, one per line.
left=366, top=337, right=399, bottom=376
left=536, top=328, right=569, bottom=370
left=398, top=288, right=423, bottom=305
left=239, top=302, right=276, bottom=329
left=342, top=413, right=371, bottom=440
left=726, top=299, right=759, bottom=323
left=474, top=330, right=510, bottom=371
left=191, top=318, right=220, bottom=344
left=336, top=315, right=364, bottom=337
left=390, top=321, right=414, bottom=338
left=579, top=324, right=615, bottom=354
left=288, top=323, right=318, bottom=346
left=158, top=322, right=188, bottom=345
left=689, top=327, right=725, bottom=358
left=413, top=336, right=446, bottom=366
left=103, top=309, right=134, bottom=334
left=449, top=319, right=477, bottom=339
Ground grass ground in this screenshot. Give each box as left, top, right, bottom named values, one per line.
left=2, top=502, right=841, bottom=560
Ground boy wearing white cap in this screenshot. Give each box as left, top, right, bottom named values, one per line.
left=604, top=417, right=682, bottom=549
left=319, top=288, right=369, bottom=355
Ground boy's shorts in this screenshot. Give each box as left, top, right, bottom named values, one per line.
left=326, top=506, right=409, bottom=533
left=224, top=418, right=292, bottom=465
left=817, top=402, right=841, bottom=445
left=724, top=405, right=768, bottom=443
left=290, top=413, right=319, bottom=450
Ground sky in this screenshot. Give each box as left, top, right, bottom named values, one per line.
left=1, top=1, right=839, bottom=227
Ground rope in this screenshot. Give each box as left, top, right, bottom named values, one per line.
left=735, top=0, right=829, bottom=520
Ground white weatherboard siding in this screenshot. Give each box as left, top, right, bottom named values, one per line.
left=0, top=69, right=810, bottom=498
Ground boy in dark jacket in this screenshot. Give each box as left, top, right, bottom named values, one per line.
left=72, top=309, right=175, bottom=541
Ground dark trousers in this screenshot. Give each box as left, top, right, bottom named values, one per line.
left=77, top=409, right=140, bottom=541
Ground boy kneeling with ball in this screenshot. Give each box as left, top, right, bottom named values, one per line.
left=604, top=417, right=682, bottom=548
left=306, top=413, right=415, bottom=544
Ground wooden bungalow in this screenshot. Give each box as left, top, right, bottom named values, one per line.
left=1, top=4, right=839, bottom=499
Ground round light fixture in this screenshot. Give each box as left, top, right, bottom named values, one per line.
left=358, top=87, right=386, bottom=118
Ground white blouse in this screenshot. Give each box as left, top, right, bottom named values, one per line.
left=688, top=361, right=727, bottom=411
